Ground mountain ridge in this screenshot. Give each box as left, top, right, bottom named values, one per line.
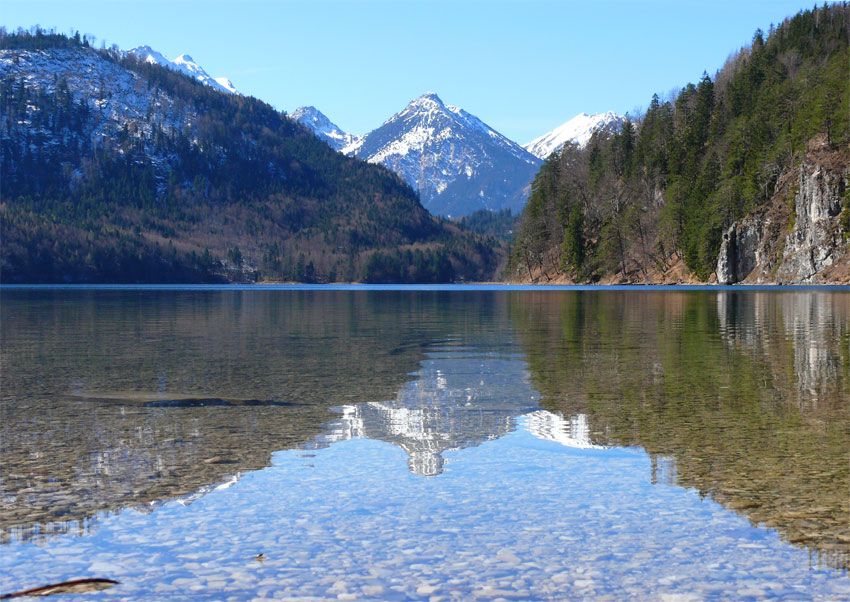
left=294, top=97, right=626, bottom=218
left=126, top=45, right=238, bottom=95
left=0, top=29, right=502, bottom=284
left=290, top=106, right=361, bottom=152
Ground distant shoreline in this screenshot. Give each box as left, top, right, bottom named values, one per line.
left=2, top=283, right=848, bottom=291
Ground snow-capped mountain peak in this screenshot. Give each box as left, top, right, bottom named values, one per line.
left=365, top=92, right=537, bottom=165
left=170, top=54, right=207, bottom=78
left=351, top=92, right=541, bottom=217
left=406, top=91, right=444, bottom=110
left=290, top=106, right=362, bottom=153
left=129, top=45, right=168, bottom=66
left=126, top=45, right=239, bottom=95
left=523, top=111, right=625, bottom=159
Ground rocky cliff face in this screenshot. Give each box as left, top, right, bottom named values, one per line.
left=716, top=145, right=850, bottom=284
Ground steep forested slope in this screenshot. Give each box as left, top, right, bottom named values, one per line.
left=508, top=4, right=849, bottom=284
left=0, top=29, right=501, bottom=283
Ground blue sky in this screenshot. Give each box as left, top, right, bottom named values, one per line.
left=2, top=0, right=818, bottom=143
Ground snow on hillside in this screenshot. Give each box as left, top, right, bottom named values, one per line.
left=523, top=111, right=624, bottom=159
left=126, top=45, right=238, bottom=95
left=0, top=46, right=200, bottom=188
left=290, top=106, right=362, bottom=152
left=214, top=77, right=238, bottom=94
left=1, top=47, right=197, bottom=143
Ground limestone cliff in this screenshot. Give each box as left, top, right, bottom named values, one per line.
left=716, top=144, right=850, bottom=284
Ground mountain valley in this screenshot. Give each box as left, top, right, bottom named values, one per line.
left=2, top=4, right=848, bottom=285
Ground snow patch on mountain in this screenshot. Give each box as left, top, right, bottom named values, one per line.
left=214, top=77, right=238, bottom=94
left=290, top=106, right=361, bottom=152
left=126, top=45, right=238, bottom=95
left=524, top=111, right=624, bottom=159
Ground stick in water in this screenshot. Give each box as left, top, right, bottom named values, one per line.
left=0, top=578, right=120, bottom=598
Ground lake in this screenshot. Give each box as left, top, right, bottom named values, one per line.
left=1, top=286, right=848, bottom=601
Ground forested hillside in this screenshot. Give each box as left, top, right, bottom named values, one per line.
left=0, top=28, right=502, bottom=283
left=508, top=4, right=849, bottom=284
left=457, top=209, right=518, bottom=241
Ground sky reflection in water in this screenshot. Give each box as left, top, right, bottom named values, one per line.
left=1, top=288, right=848, bottom=600
left=1, top=421, right=843, bottom=601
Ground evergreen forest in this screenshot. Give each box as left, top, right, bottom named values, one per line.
left=509, top=4, right=849, bottom=282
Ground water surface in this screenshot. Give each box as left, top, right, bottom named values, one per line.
left=1, top=287, right=848, bottom=600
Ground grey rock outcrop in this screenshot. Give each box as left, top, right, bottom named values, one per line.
left=716, top=220, right=763, bottom=284
left=716, top=149, right=849, bottom=284
left=774, top=160, right=847, bottom=282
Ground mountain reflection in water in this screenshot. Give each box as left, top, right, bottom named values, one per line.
left=515, top=289, right=850, bottom=572
left=0, top=289, right=516, bottom=542
left=311, top=345, right=602, bottom=475
left=1, top=287, right=848, bottom=578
